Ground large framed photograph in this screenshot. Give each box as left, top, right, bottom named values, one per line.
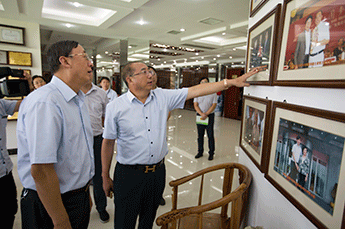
left=266, top=101, right=345, bottom=228
left=274, top=0, right=345, bottom=88
left=0, top=50, right=7, bottom=64
left=246, top=4, right=281, bottom=85
left=0, top=24, right=25, bottom=46
left=250, top=0, right=269, bottom=17
left=8, top=51, right=32, bottom=67
left=239, top=95, right=272, bottom=173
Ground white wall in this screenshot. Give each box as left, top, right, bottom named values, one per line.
left=1, top=18, right=42, bottom=149
left=240, top=0, right=345, bottom=228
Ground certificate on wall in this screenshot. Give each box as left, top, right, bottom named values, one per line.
left=8, top=51, right=32, bottom=66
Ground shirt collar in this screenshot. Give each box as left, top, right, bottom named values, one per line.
left=126, top=89, right=154, bottom=104
left=51, top=76, right=85, bottom=102
left=85, top=83, right=98, bottom=96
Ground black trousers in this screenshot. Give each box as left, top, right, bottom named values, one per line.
left=20, top=185, right=91, bottom=229
left=113, top=162, right=166, bottom=229
left=0, top=171, right=18, bottom=229
left=93, top=134, right=107, bottom=213
left=197, top=113, right=215, bottom=155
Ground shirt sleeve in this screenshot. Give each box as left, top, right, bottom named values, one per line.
left=103, top=102, right=118, bottom=140
left=0, top=99, right=17, bottom=116
left=212, top=94, right=217, bottom=104
left=163, top=88, right=188, bottom=111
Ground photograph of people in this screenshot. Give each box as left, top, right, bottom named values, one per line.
left=309, top=10, right=330, bottom=68
left=244, top=106, right=264, bottom=154
left=289, top=135, right=302, bottom=182
left=294, top=15, right=313, bottom=69
left=297, top=147, right=310, bottom=189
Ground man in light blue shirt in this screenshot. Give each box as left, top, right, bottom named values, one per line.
left=17, top=40, right=95, bottom=229
left=101, top=61, right=258, bottom=229
left=100, top=77, right=118, bottom=102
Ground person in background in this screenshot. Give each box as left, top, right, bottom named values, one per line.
left=148, top=66, right=167, bottom=206
left=0, top=99, right=21, bottom=228
left=17, top=40, right=95, bottom=229
left=32, top=75, right=47, bottom=89
left=101, top=61, right=259, bottom=229
left=333, top=37, right=344, bottom=61
left=100, top=77, right=118, bottom=102
left=193, top=77, right=217, bottom=161
left=81, top=80, right=110, bottom=223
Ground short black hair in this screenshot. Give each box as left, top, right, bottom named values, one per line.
left=121, top=61, right=143, bottom=86
left=296, top=136, right=301, bottom=140
left=32, top=75, right=46, bottom=83
left=47, top=40, right=79, bottom=74
left=199, top=77, right=209, bottom=83
left=100, top=77, right=110, bottom=83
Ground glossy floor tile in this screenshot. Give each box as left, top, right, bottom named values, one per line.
left=11, top=109, right=242, bottom=229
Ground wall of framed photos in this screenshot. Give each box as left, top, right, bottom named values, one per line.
left=240, top=0, right=345, bottom=228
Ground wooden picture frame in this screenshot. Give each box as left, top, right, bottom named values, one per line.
left=0, top=24, right=25, bottom=46
left=246, top=4, right=281, bottom=85
left=265, top=101, right=345, bottom=229
left=239, top=95, right=272, bottom=173
left=273, top=0, right=345, bottom=88
left=250, top=0, right=269, bottom=17
left=0, top=50, right=7, bottom=64
left=8, top=51, right=32, bottom=67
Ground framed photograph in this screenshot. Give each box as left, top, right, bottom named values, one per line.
left=274, top=0, right=345, bottom=88
left=266, top=101, right=345, bottom=228
left=250, top=0, right=269, bottom=17
left=239, top=95, right=272, bottom=173
left=246, top=4, right=281, bottom=85
left=0, top=50, right=7, bottom=64
left=8, top=51, right=32, bottom=67
left=0, top=24, right=25, bottom=46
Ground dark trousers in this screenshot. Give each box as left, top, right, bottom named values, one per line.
left=197, top=113, right=215, bottom=155
left=93, top=134, right=107, bottom=213
left=113, top=162, right=166, bottom=229
left=298, top=173, right=306, bottom=188
left=0, top=171, right=18, bottom=229
left=20, top=185, right=91, bottom=229
left=302, top=55, right=309, bottom=68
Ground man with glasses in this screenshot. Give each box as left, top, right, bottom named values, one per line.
left=101, top=61, right=259, bottom=229
left=17, top=40, right=95, bottom=229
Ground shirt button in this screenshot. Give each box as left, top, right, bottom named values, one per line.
left=146, top=117, right=148, bottom=119
left=151, top=155, right=153, bottom=157
left=151, top=142, right=153, bottom=144
left=148, top=129, right=150, bottom=131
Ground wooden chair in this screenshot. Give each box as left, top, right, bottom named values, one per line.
left=156, top=163, right=252, bottom=229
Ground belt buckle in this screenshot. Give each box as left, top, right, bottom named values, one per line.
left=144, top=165, right=156, bottom=173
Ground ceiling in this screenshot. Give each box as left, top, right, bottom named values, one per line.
left=0, top=0, right=250, bottom=70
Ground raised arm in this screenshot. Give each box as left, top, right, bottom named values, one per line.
left=186, top=68, right=259, bottom=100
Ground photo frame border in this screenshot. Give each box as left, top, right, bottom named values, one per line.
left=246, top=4, right=281, bottom=85
left=250, top=0, right=269, bottom=17
left=0, top=24, right=25, bottom=46
left=265, top=101, right=345, bottom=229
left=273, top=0, right=345, bottom=88
left=0, top=50, right=8, bottom=64
left=239, top=95, right=272, bottom=174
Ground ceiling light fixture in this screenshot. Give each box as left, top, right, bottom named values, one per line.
left=72, top=2, right=82, bottom=7
left=105, top=51, right=108, bottom=54
left=65, top=23, right=73, bottom=28
left=137, top=20, right=146, bottom=25
left=180, top=28, right=186, bottom=32
left=222, top=32, right=226, bottom=35
left=229, top=56, right=232, bottom=58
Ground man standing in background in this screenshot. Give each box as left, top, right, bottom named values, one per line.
left=81, top=80, right=110, bottom=223
left=294, top=15, right=312, bottom=69
left=100, top=77, right=118, bottom=102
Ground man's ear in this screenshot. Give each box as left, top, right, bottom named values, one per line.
left=126, top=76, right=131, bottom=85
left=59, top=56, right=71, bottom=68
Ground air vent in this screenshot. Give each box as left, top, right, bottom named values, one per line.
left=181, top=44, right=216, bottom=50
left=167, top=30, right=182, bottom=35
left=199, top=17, right=223, bottom=25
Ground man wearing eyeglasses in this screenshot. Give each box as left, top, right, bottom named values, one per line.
left=101, top=61, right=259, bottom=229
left=17, top=40, right=95, bottom=229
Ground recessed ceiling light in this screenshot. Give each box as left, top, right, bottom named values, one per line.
left=201, top=56, right=204, bottom=59
left=180, top=28, right=186, bottom=32
left=105, top=51, right=108, bottom=54
left=96, top=54, right=101, bottom=58
left=222, top=32, right=226, bottom=35
left=233, top=48, right=237, bottom=51
left=195, top=53, right=199, bottom=55
left=128, top=45, right=132, bottom=48
left=213, top=58, right=216, bottom=60
left=217, top=54, right=220, bottom=57
left=72, top=2, right=82, bottom=7
left=137, top=20, right=146, bottom=25
left=65, top=23, right=73, bottom=28
left=229, top=56, right=232, bottom=59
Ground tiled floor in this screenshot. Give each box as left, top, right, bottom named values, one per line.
left=11, top=109, right=242, bottom=229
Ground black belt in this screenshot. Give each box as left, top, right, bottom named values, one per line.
left=62, top=181, right=91, bottom=198
left=310, top=49, right=324, bottom=57
left=119, top=159, right=164, bottom=173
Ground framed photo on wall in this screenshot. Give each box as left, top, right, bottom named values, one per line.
left=265, top=101, right=345, bottom=229
left=239, top=95, right=272, bottom=173
left=0, top=50, right=7, bottom=64
left=273, top=0, right=345, bottom=88
left=250, top=0, right=269, bottom=17
left=0, top=24, right=25, bottom=46
left=246, top=4, right=281, bottom=85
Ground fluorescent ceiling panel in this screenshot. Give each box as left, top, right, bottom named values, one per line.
left=0, top=1, right=4, bottom=11
left=130, top=53, right=150, bottom=59
left=193, top=36, right=247, bottom=46
left=42, top=0, right=116, bottom=27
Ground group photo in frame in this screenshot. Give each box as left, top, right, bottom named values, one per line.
left=266, top=101, right=345, bottom=229
left=239, top=95, right=272, bottom=173
left=274, top=0, right=345, bottom=88
left=246, top=4, right=281, bottom=85
left=250, top=0, right=269, bottom=17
